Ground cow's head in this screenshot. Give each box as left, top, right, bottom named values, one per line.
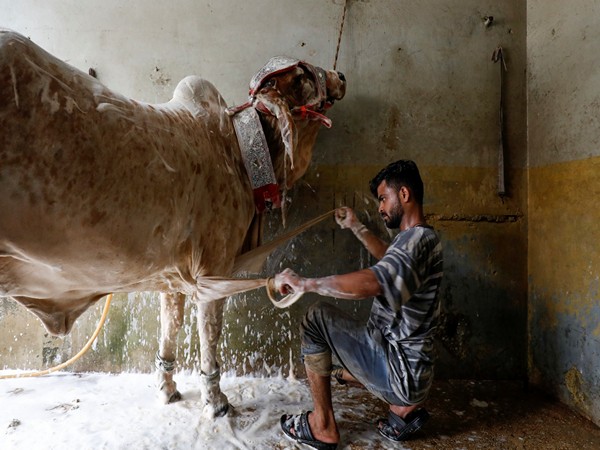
left=228, top=57, right=346, bottom=190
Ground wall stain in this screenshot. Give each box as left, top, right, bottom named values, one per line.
left=150, top=66, right=171, bottom=86
left=428, top=213, right=523, bottom=223
left=42, top=335, right=60, bottom=365
left=437, top=309, right=471, bottom=360
left=382, top=105, right=401, bottom=155
left=565, top=366, right=586, bottom=408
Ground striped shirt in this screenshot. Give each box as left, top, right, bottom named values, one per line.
left=369, top=225, right=443, bottom=405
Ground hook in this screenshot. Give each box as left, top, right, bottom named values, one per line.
left=483, top=16, right=494, bottom=28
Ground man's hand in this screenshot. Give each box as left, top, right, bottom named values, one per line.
left=335, top=206, right=360, bottom=230
left=335, top=206, right=388, bottom=260
left=274, top=267, right=382, bottom=300
left=274, top=268, right=306, bottom=295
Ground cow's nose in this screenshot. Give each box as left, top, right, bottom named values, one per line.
left=337, top=71, right=346, bottom=82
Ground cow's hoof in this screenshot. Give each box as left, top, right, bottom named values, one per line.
left=203, top=395, right=230, bottom=418
left=215, top=402, right=229, bottom=417
left=158, top=380, right=182, bottom=404
left=200, top=369, right=230, bottom=418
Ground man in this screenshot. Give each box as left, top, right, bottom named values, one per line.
left=274, top=160, right=443, bottom=449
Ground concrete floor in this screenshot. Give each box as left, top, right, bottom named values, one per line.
left=331, top=379, right=600, bottom=449
left=2, top=372, right=599, bottom=448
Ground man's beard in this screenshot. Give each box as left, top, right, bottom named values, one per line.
left=382, top=205, right=403, bottom=229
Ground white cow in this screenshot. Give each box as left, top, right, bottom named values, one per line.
left=0, top=29, right=346, bottom=416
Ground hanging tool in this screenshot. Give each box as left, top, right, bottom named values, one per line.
left=492, top=46, right=507, bottom=197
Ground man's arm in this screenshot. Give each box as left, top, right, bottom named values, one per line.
left=335, top=207, right=388, bottom=260
left=275, top=267, right=381, bottom=300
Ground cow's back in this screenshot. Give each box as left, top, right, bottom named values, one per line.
left=0, top=29, right=254, bottom=302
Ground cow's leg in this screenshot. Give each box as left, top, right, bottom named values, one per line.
left=196, top=297, right=229, bottom=417
left=156, top=292, right=185, bottom=404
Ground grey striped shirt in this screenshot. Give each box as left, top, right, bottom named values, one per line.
left=369, top=225, right=443, bottom=404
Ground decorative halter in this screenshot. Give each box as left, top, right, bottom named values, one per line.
left=227, top=56, right=333, bottom=128
left=227, top=57, right=334, bottom=213
left=231, top=107, right=281, bottom=213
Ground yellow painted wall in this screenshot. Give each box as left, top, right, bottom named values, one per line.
left=528, top=157, right=600, bottom=423
left=527, top=0, right=600, bottom=425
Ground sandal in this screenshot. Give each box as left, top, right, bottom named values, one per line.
left=376, top=408, right=430, bottom=442
left=280, top=411, right=338, bottom=450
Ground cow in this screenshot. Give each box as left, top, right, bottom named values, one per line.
left=0, top=28, right=346, bottom=417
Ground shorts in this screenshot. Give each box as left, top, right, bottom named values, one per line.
left=300, top=300, right=409, bottom=406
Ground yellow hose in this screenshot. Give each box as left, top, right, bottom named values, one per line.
left=0, top=208, right=337, bottom=380
left=0, top=279, right=298, bottom=381
left=0, top=293, right=113, bottom=380
left=0, top=268, right=302, bottom=380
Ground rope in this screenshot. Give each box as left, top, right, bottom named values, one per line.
left=333, top=0, right=348, bottom=71
left=0, top=293, right=113, bottom=380
left=196, top=210, right=337, bottom=306
left=194, top=276, right=305, bottom=309
left=266, top=277, right=305, bottom=308
left=0, top=209, right=336, bottom=379
left=233, top=209, right=334, bottom=273
left=0, top=278, right=303, bottom=380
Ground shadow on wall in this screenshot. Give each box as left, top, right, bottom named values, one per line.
left=529, top=289, right=600, bottom=423
left=433, top=225, right=528, bottom=381
left=0, top=183, right=528, bottom=382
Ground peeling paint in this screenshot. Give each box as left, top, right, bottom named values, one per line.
left=565, top=366, right=586, bottom=407
left=427, top=213, right=522, bottom=223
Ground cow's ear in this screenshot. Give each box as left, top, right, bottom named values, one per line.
left=254, top=87, right=296, bottom=169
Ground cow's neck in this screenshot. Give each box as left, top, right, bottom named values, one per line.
left=232, top=107, right=281, bottom=213
left=239, top=113, right=320, bottom=255
left=259, top=115, right=321, bottom=190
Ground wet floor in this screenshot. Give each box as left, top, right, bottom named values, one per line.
left=334, top=379, right=600, bottom=449
left=2, top=372, right=599, bottom=449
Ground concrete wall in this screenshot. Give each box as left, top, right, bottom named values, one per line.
left=527, top=0, right=600, bottom=426
left=1, top=0, right=529, bottom=387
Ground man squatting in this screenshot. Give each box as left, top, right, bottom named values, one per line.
left=274, top=159, right=444, bottom=449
